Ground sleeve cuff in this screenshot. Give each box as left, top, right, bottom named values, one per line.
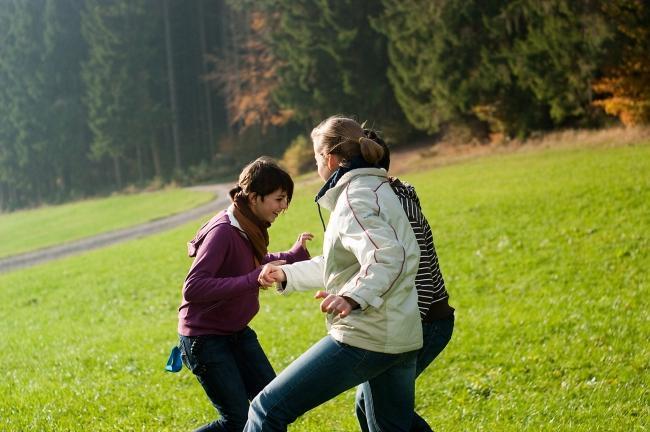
left=274, top=280, right=289, bottom=295
left=339, top=288, right=384, bottom=311
left=247, top=267, right=263, bottom=289
left=289, top=240, right=310, bottom=261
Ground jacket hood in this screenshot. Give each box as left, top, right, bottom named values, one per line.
left=187, top=211, right=229, bottom=257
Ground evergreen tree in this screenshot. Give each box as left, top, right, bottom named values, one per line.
left=235, top=0, right=409, bottom=140
left=82, top=0, right=166, bottom=188
left=374, top=0, right=611, bottom=137
left=372, top=0, right=494, bottom=134
left=0, top=5, right=18, bottom=209
left=0, top=1, right=49, bottom=208
left=495, top=1, right=610, bottom=125
left=43, top=0, right=92, bottom=201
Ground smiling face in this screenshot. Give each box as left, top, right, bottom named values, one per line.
left=249, top=188, right=289, bottom=224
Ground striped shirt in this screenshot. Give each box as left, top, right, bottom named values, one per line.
left=389, top=178, right=450, bottom=320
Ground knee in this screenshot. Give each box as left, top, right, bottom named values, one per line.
left=245, top=391, right=294, bottom=431
left=244, top=394, right=268, bottom=431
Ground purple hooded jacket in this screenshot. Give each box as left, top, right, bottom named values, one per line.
left=178, top=210, right=310, bottom=336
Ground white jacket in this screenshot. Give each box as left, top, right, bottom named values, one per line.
left=280, top=168, right=422, bottom=354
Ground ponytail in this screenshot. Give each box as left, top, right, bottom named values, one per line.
left=358, top=136, right=384, bottom=165
left=313, top=116, right=385, bottom=165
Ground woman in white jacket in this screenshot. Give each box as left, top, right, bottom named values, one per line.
left=244, top=116, right=422, bottom=432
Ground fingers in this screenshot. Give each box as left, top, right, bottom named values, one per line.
left=267, top=260, right=286, bottom=266
left=299, top=232, right=314, bottom=248
left=315, top=293, right=353, bottom=318
left=267, top=267, right=286, bottom=283
left=258, top=263, right=287, bottom=287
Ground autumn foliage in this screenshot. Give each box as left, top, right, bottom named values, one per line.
left=592, top=1, right=650, bottom=126
left=205, top=10, right=292, bottom=132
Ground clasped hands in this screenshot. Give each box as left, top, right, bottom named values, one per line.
left=256, top=232, right=314, bottom=288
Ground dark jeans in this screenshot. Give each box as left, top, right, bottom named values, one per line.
left=180, top=327, right=276, bottom=432
left=356, top=315, right=455, bottom=432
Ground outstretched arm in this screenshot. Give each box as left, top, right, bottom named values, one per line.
left=264, top=232, right=314, bottom=264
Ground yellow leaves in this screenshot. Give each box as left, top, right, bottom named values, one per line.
left=592, top=70, right=650, bottom=126
left=592, top=0, right=650, bottom=126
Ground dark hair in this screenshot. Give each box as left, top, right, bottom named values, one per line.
left=311, top=116, right=385, bottom=165
left=229, top=156, right=294, bottom=203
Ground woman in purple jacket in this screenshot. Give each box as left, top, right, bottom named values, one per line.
left=178, top=157, right=312, bottom=432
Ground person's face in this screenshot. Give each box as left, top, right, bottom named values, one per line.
left=250, top=188, right=289, bottom=224
left=314, top=139, right=338, bottom=181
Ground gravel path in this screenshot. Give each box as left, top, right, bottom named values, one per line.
left=0, top=183, right=233, bottom=274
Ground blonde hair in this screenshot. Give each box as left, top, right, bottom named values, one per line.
left=311, top=116, right=384, bottom=165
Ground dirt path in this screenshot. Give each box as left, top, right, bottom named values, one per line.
left=0, top=183, right=234, bottom=274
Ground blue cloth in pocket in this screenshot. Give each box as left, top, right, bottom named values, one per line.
left=165, top=345, right=183, bottom=373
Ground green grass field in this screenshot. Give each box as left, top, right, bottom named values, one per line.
left=0, top=188, right=214, bottom=259
left=0, top=143, right=647, bottom=431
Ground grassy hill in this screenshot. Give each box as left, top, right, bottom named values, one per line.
left=0, top=188, right=214, bottom=259
left=0, top=142, right=647, bottom=431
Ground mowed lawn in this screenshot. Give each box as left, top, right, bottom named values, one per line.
left=0, top=188, right=214, bottom=259
left=0, top=143, right=647, bottom=431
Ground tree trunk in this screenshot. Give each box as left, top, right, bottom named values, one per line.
left=228, top=6, right=242, bottom=131
left=136, top=141, right=144, bottom=184
left=113, top=156, right=122, bottom=190
left=219, top=1, right=237, bottom=144
left=0, top=182, right=5, bottom=212
left=198, top=0, right=215, bottom=158
left=163, top=0, right=181, bottom=171
left=150, top=130, right=162, bottom=179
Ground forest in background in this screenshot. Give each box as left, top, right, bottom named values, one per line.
left=0, top=0, right=648, bottom=211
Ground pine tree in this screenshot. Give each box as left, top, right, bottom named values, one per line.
left=82, top=0, right=167, bottom=189
left=0, top=1, right=50, bottom=208
left=374, top=0, right=611, bottom=138
left=43, top=0, right=92, bottom=201
left=235, top=0, right=409, bottom=140
left=495, top=1, right=611, bottom=125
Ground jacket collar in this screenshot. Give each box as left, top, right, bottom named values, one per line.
left=315, top=156, right=376, bottom=202
left=317, top=167, right=388, bottom=211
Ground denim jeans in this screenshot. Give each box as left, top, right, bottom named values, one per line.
left=179, top=327, right=276, bottom=432
left=243, top=335, right=418, bottom=432
left=355, top=316, right=455, bottom=432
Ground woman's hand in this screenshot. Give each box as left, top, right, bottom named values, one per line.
left=297, top=232, right=314, bottom=249
left=258, top=260, right=287, bottom=288
left=314, top=291, right=359, bottom=318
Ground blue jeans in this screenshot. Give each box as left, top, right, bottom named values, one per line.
left=356, top=316, right=454, bottom=432
left=243, top=335, right=418, bottom=432
left=179, top=327, right=276, bottom=432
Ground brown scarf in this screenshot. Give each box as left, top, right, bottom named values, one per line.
left=232, top=195, right=270, bottom=266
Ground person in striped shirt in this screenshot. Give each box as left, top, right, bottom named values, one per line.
left=355, top=129, right=455, bottom=432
